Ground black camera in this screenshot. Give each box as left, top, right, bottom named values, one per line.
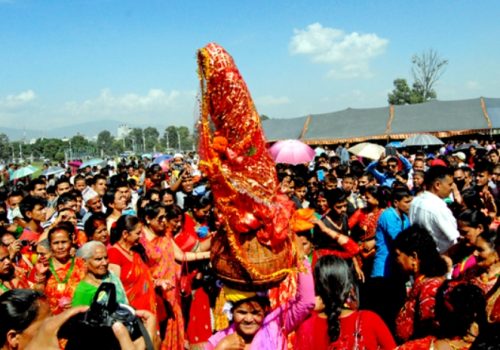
left=59, top=283, right=144, bottom=350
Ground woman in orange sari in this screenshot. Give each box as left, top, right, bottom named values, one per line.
left=140, top=202, right=210, bottom=350
left=41, top=222, right=86, bottom=314
left=108, top=215, right=156, bottom=315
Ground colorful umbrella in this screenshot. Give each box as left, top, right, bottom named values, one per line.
left=314, top=147, right=327, bottom=156
left=348, top=142, right=385, bottom=160
left=453, top=143, right=486, bottom=153
left=11, top=165, right=38, bottom=181
left=79, top=158, right=106, bottom=169
left=153, top=154, right=173, bottom=172
left=402, top=134, right=444, bottom=147
left=386, top=141, right=403, bottom=148
left=42, top=166, right=66, bottom=177
left=268, top=139, right=315, bottom=165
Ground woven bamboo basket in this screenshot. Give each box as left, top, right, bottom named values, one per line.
left=211, top=231, right=296, bottom=291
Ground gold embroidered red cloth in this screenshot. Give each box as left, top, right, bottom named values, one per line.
left=197, top=43, right=295, bottom=249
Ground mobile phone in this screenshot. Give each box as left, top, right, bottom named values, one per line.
left=317, top=170, right=325, bottom=181
left=385, top=146, right=397, bottom=157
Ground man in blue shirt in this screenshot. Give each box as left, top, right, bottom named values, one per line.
left=372, top=189, right=412, bottom=278
left=363, top=188, right=413, bottom=334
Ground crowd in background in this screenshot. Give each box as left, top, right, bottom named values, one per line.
left=0, top=138, right=500, bottom=350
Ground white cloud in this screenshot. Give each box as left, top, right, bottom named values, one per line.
left=63, top=88, right=181, bottom=114
left=290, top=23, right=388, bottom=79
left=465, top=80, right=480, bottom=90
left=256, top=95, right=290, bottom=106
left=0, top=90, right=36, bottom=108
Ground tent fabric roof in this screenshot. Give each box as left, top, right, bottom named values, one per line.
left=302, top=106, right=390, bottom=145
left=261, top=116, right=308, bottom=142
left=262, top=97, right=500, bottom=144
left=485, top=97, right=500, bottom=129
left=389, top=98, right=490, bottom=138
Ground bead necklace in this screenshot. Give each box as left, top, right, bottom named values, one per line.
left=48, top=257, right=75, bottom=292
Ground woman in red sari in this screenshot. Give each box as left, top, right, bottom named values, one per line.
left=311, top=190, right=360, bottom=268
left=394, top=225, right=448, bottom=342
left=140, top=202, right=210, bottom=350
left=295, top=255, right=396, bottom=350
left=398, top=281, right=487, bottom=350
left=348, top=185, right=389, bottom=275
left=108, top=215, right=156, bottom=315
left=41, top=222, right=86, bottom=314
left=0, top=246, right=30, bottom=295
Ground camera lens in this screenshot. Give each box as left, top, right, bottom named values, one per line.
left=113, top=306, right=132, bottom=322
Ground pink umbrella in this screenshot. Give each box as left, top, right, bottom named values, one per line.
left=268, top=139, right=316, bottom=165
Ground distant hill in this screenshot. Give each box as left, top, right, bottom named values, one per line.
left=0, top=119, right=167, bottom=141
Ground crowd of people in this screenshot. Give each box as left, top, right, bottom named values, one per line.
left=0, top=139, right=500, bottom=350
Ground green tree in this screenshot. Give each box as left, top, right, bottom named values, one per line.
left=162, top=126, right=177, bottom=151
left=388, top=49, right=447, bottom=105
left=388, top=79, right=427, bottom=105
left=412, top=49, right=448, bottom=101
left=143, top=127, right=159, bottom=152
left=388, top=79, right=413, bottom=105
left=178, top=126, right=194, bottom=151
left=129, top=128, right=144, bottom=153
left=70, top=135, right=93, bottom=158
left=110, top=139, right=125, bottom=155
left=97, top=130, right=114, bottom=155
left=0, top=133, right=10, bottom=160
left=260, top=114, right=270, bottom=121
left=38, top=138, right=65, bottom=161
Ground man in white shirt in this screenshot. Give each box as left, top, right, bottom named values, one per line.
left=409, top=165, right=459, bottom=252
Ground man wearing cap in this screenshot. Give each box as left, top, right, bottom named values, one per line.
left=81, top=187, right=104, bottom=224
left=453, top=152, right=466, bottom=167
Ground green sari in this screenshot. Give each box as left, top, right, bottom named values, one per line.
left=72, top=272, right=128, bottom=307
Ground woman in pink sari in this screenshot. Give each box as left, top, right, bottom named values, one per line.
left=140, top=202, right=210, bottom=350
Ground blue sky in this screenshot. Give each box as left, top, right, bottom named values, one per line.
left=1, top=0, right=499, bottom=134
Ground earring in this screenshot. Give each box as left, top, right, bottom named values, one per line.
left=412, top=261, right=418, bottom=274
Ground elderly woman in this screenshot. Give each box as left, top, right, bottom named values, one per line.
left=40, top=222, right=86, bottom=314
left=72, top=241, right=127, bottom=307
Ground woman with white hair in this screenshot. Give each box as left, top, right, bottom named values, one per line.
left=71, top=240, right=128, bottom=306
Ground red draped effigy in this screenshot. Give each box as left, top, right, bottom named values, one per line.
left=196, top=43, right=297, bottom=290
